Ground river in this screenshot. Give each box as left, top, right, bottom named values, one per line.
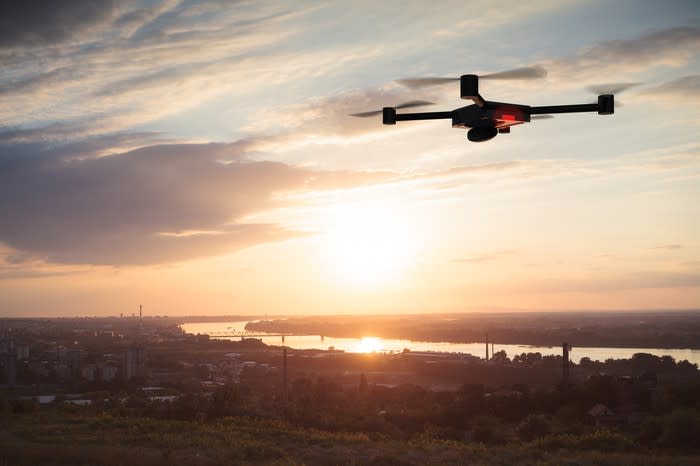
left=180, top=321, right=700, bottom=366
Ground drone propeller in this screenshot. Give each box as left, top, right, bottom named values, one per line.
left=349, top=100, right=435, bottom=117
left=397, top=65, right=547, bottom=89
left=531, top=115, right=554, bottom=120
left=585, top=82, right=641, bottom=108
left=586, top=82, right=641, bottom=96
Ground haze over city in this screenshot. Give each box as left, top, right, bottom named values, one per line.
left=1, top=0, right=699, bottom=317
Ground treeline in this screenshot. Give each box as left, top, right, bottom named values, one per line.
left=3, top=361, right=698, bottom=452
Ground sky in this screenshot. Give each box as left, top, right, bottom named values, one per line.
left=1, top=0, right=699, bottom=317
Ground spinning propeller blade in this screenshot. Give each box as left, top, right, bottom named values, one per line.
left=397, top=65, right=547, bottom=88
left=531, top=115, right=554, bottom=120
left=585, top=82, right=641, bottom=108
left=349, top=100, right=435, bottom=117
left=396, top=77, right=459, bottom=88
left=480, top=65, right=548, bottom=80
left=586, top=82, right=641, bottom=96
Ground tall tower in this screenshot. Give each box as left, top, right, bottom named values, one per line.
left=562, top=342, right=570, bottom=383
left=282, top=348, right=288, bottom=407
left=485, top=333, right=489, bottom=361
left=139, top=305, right=142, bottom=320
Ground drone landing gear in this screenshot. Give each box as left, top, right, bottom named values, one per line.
left=467, top=126, right=497, bottom=142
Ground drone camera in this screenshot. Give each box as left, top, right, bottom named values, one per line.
left=467, top=126, right=498, bottom=142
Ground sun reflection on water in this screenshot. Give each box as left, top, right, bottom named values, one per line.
left=353, top=336, right=383, bottom=353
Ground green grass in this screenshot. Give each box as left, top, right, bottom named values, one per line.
left=0, top=412, right=698, bottom=465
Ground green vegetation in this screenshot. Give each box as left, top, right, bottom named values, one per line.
left=1, top=410, right=698, bottom=465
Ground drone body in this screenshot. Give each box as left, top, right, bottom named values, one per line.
left=383, top=74, right=614, bottom=142
left=352, top=68, right=621, bottom=142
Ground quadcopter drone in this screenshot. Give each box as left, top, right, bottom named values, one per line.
left=351, top=66, right=633, bottom=142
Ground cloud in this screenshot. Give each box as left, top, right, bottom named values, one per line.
left=0, top=139, right=392, bottom=265
left=640, top=75, right=700, bottom=101
left=651, top=244, right=683, bottom=250
left=539, top=26, right=700, bottom=88
left=246, top=86, right=444, bottom=146
left=454, top=249, right=517, bottom=264
left=577, top=26, right=700, bottom=68
left=0, top=2, right=315, bottom=129
left=0, top=269, right=82, bottom=281
left=526, top=269, right=700, bottom=293
left=0, top=0, right=117, bottom=48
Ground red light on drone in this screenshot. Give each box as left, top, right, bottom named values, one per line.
left=501, top=113, right=516, bottom=121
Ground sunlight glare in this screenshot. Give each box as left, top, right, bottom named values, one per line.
left=321, top=201, right=419, bottom=288
left=353, top=337, right=383, bottom=353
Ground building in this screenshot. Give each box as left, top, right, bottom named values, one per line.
left=100, top=364, right=119, bottom=382
left=82, top=364, right=97, bottom=382
left=0, top=353, right=17, bottom=387
left=123, top=347, right=147, bottom=380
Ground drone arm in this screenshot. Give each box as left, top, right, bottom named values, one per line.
left=530, top=103, right=599, bottom=114
left=383, top=108, right=453, bottom=125
left=530, top=95, right=614, bottom=116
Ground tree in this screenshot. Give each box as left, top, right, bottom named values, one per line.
left=659, top=408, right=700, bottom=448
left=209, top=383, right=242, bottom=418
left=491, top=350, right=510, bottom=364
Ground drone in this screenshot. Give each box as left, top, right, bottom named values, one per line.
left=350, top=66, right=635, bottom=142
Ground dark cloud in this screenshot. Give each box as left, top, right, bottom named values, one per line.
left=0, top=1, right=116, bottom=48
left=0, top=139, right=392, bottom=265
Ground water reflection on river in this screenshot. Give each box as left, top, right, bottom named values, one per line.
left=180, top=321, right=700, bottom=366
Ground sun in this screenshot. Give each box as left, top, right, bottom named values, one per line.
left=321, top=201, right=419, bottom=288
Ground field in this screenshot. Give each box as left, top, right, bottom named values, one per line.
left=1, top=411, right=698, bottom=466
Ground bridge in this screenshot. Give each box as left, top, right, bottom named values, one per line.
left=205, top=331, right=325, bottom=343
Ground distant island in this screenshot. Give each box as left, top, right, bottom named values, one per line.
left=245, top=310, right=700, bottom=349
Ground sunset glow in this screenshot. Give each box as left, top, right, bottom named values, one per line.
left=0, top=1, right=698, bottom=316
left=322, top=202, right=420, bottom=288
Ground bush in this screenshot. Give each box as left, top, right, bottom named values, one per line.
left=659, top=408, right=700, bottom=448
left=533, top=431, right=637, bottom=452
left=471, top=416, right=508, bottom=445
left=517, top=414, right=551, bottom=442
left=638, top=416, right=663, bottom=446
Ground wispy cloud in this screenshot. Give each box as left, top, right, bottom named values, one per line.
left=651, top=244, right=683, bottom=250
left=547, top=26, right=700, bottom=82
left=639, top=75, right=700, bottom=102
left=535, top=269, right=700, bottom=292
left=454, top=249, right=518, bottom=264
